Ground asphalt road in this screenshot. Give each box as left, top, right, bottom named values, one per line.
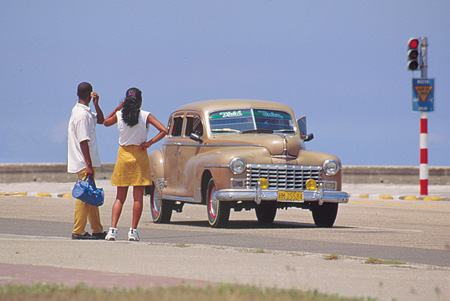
left=1, top=181, right=450, bottom=267
left=2, top=202, right=450, bottom=266
left=1, top=181, right=450, bottom=300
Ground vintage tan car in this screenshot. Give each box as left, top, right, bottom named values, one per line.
left=147, top=99, right=349, bottom=228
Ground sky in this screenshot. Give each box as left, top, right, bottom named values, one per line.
left=1, top=1, right=449, bottom=167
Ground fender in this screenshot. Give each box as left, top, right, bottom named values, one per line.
left=297, top=149, right=343, bottom=190
left=148, top=149, right=164, bottom=182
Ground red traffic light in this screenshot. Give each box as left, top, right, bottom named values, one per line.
left=408, top=39, right=419, bottom=49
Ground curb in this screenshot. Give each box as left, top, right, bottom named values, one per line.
left=350, top=194, right=448, bottom=201
left=0, top=192, right=72, bottom=199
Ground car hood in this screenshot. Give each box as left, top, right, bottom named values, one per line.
left=207, top=134, right=302, bottom=157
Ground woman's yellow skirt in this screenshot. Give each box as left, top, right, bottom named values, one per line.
left=110, top=145, right=152, bottom=187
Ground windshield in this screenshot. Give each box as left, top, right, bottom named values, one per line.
left=209, top=109, right=295, bottom=134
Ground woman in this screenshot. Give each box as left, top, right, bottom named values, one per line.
left=104, top=88, right=168, bottom=241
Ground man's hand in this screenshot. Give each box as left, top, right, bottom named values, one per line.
left=91, top=92, right=104, bottom=124
left=85, top=165, right=94, bottom=179
left=91, top=92, right=99, bottom=107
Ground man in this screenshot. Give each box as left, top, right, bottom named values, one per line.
left=67, top=82, right=106, bottom=239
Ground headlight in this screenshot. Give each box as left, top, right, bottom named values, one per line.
left=230, top=158, right=246, bottom=175
left=323, top=160, right=340, bottom=176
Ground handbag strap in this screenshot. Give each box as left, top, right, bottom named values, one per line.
left=80, top=176, right=96, bottom=188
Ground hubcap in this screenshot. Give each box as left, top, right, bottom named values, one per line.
left=152, top=189, right=161, bottom=215
left=209, top=185, right=217, bottom=219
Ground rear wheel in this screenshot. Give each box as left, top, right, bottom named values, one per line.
left=255, top=201, right=277, bottom=224
left=150, top=184, right=172, bottom=223
left=206, top=179, right=230, bottom=228
left=311, top=203, right=338, bottom=227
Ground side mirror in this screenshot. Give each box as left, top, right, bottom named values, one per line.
left=189, top=133, right=203, bottom=143
left=297, top=116, right=314, bottom=142
left=304, top=133, right=314, bottom=142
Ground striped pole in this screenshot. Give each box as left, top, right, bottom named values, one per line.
left=420, top=112, right=428, bottom=195
left=419, top=37, right=428, bottom=196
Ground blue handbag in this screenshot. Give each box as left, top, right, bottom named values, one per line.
left=72, top=176, right=104, bottom=207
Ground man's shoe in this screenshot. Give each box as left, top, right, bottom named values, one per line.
left=105, top=227, right=118, bottom=241
left=128, top=228, right=140, bottom=241
left=72, top=232, right=92, bottom=240
left=92, top=231, right=107, bottom=240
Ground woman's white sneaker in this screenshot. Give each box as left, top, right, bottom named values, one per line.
left=128, top=228, right=140, bottom=241
left=105, top=227, right=118, bottom=241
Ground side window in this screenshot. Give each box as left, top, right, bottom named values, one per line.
left=170, top=116, right=184, bottom=137
left=185, top=115, right=203, bottom=137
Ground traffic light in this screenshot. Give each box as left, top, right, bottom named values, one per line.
left=407, top=38, right=420, bottom=71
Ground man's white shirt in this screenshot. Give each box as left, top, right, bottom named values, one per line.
left=67, top=103, right=101, bottom=173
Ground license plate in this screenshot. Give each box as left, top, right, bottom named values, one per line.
left=278, top=191, right=303, bottom=202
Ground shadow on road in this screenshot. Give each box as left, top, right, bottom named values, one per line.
left=166, top=219, right=350, bottom=230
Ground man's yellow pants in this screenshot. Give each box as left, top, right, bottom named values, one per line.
left=73, top=168, right=103, bottom=235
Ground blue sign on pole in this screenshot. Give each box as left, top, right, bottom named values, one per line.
left=412, top=78, right=435, bottom=112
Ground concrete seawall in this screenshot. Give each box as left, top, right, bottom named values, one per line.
left=0, top=163, right=449, bottom=185
left=0, top=163, right=115, bottom=183
left=343, top=165, right=450, bottom=185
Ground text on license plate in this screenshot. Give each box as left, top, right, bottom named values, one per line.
left=278, top=191, right=303, bottom=202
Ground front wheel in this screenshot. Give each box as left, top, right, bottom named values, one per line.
left=206, top=178, right=230, bottom=228
left=150, top=184, right=172, bottom=223
left=311, top=203, right=338, bottom=227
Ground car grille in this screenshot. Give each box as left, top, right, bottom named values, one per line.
left=246, top=164, right=321, bottom=189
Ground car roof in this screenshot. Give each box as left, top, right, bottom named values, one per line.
left=173, top=99, right=295, bottom=116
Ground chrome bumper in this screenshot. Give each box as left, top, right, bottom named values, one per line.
left=215, top=184, right=349, bottom=206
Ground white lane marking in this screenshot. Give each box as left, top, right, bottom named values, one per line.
left=0, top=233, right=70, bottom=241
left=355, top=226, right=422, bottom=233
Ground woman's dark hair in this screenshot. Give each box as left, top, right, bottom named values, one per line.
left=121, top=88, right=142, bottom=127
